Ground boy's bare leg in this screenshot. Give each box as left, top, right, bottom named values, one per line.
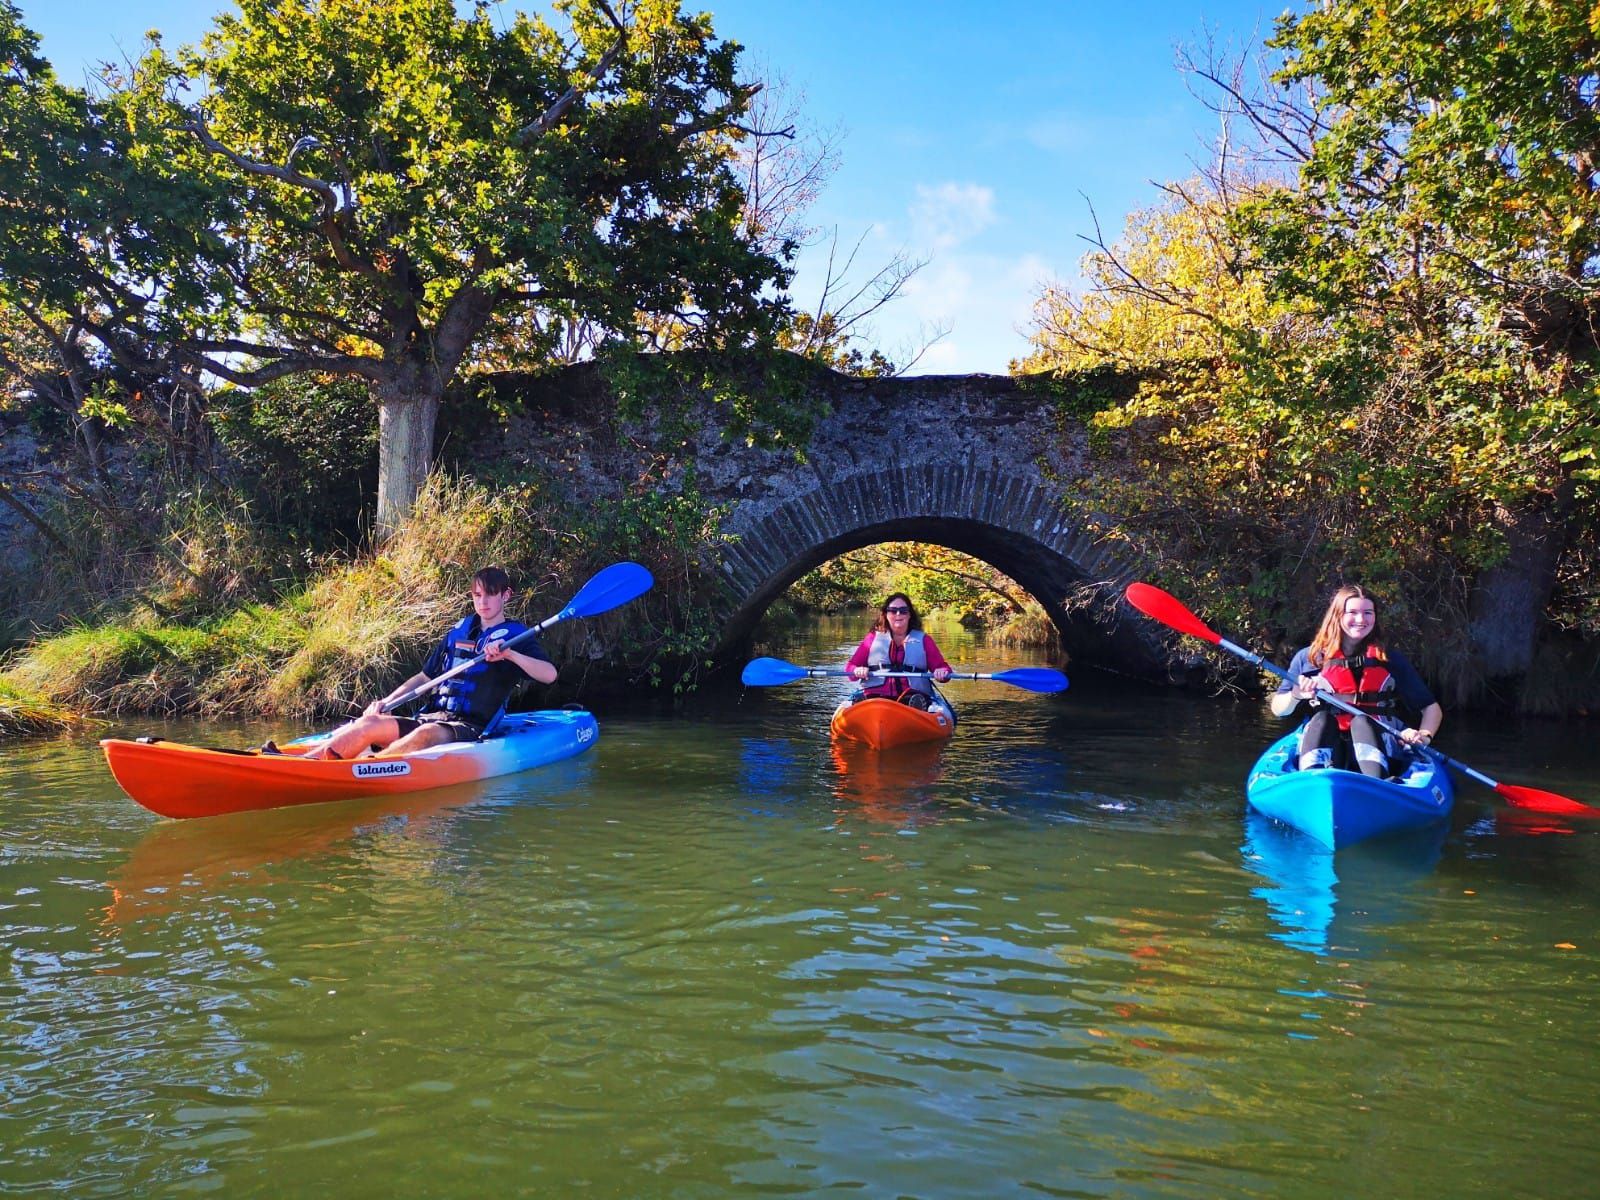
left=303, top=714, right=403, bottom=760
left=374, top=722, right=456, bottom=757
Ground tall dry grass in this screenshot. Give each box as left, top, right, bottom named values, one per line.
left=1, top=475, right=572, bottom=724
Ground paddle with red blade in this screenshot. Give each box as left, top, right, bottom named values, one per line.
left=1123, top=581, right=1595, bottom=817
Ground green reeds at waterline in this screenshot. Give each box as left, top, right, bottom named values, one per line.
left=0, top=680, right=88, bottom=737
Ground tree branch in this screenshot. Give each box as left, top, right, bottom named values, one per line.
left=517, top=0, right=628, bottom=144
left=0, top=479, right=74, bottom=555
left=181, top=110, right=341, bottom=220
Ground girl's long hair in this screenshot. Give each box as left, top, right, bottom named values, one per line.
left=1308, top=584, right=1386, bottom=667
left=872, top=592, right=923, bottom=633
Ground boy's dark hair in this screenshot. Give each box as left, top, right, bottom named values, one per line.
left=472, top=566, right=514, bottom=595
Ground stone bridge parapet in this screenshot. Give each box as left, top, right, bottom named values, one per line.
left=475, top=361, right=1173, bottom=678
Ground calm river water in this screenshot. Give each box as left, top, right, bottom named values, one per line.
left=4, top=614, right=1599, bottom=1197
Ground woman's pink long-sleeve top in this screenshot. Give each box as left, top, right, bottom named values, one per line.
left=846, top=632, right=951, bottom=700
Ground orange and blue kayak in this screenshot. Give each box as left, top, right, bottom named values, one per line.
left=101, top=709, right=598, bottom=819
left=829, top=696, right=956, bottom=751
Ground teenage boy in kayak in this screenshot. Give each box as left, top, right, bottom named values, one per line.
left=296, top=566, right=557, bottom=760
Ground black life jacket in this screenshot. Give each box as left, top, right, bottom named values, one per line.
left=434, top=614, right=527, bottom=728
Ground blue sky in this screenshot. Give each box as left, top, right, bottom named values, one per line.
left=24, top=0, right=1288, bottom=375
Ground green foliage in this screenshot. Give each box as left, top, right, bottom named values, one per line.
left=570, top=469, right=733, bottom=693
left=1259, top=0, right=1600, bottom=331
left=1, top=0, right=802, bottom=531
left=125, top=0, right=792, bottom=518
left=791, top=543, right=1035, bottom=633
left=1019, top=2, right=1600, bottom=699
left=1235, top=0, right=1600, bottom=519
left=788, top=553, right=876, bottom=612
left=209, top=374, right=378, bottom=540
left=7, top=621, right=227, bottom=715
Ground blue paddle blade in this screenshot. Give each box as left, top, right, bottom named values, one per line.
left=559, top=562, right=654, bottom=620
left=991, top=667, right=1069, bottom=693
left=741, top=657, right=812, bottom=686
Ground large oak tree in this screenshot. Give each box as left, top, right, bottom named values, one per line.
left=116, top=0, right=791, bottom=532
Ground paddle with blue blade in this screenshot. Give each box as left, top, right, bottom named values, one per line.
left=740, top=656, right=1069, bottom=693
left=1123, top=581, right=1595, bottom=818
left=382, top=562, right=655, bottom=713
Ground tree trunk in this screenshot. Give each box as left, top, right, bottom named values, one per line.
left=1467, top=490, right=1572, bottom=686
left=374, top=374, right=442, bottom=538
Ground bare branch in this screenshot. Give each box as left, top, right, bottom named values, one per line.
left=181, top=110, right=341, bottom=220
left=517, top=0, right=628, bottom=144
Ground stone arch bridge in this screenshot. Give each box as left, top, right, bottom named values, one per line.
left=484, top=367, right=1175, bottom=679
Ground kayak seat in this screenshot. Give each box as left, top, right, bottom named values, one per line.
left=477, top=703, right=510, bottom=741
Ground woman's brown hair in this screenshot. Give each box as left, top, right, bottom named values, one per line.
left=872, top=592, right=923, bottom=633
left=1307, top=584, right=1386, bottom=667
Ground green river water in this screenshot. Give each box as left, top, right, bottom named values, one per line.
left=3, top=615, right=1599, bottom=1197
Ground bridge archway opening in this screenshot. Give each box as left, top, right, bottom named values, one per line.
left=722, top=516, right=1153, bottom=675
left=758, top=536, right=1061, bottom=655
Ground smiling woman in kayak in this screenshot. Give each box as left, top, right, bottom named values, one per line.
left=845, top=593, right=953, bottom=710
left=1268, top=583, right=1444, bottom=778
left=301, top=567, right=557, bottom=760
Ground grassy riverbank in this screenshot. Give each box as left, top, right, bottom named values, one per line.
left=0, top=475, right=706, bottom=735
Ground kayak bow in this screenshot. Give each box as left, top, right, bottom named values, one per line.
left=829, top=696, right=955, bottom=750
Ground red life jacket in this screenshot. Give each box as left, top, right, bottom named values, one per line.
left=1316, top=647, right=1398, bottom=730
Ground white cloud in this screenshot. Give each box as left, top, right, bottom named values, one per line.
left=890, top=251, right=1053, bottom=374
left=788, top=185, right=1057, bottom=373
left=908, top=182, right=996, bottom=250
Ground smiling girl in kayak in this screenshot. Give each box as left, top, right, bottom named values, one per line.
left=845, top=593, right=953, bottom=711
left=1268, top=584, right=1444, bottom=778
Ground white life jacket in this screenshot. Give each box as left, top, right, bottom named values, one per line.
left=868, top=630, right=932, bottom=696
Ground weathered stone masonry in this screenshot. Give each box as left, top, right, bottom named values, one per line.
left=480, top=364, right=1174, bottom=678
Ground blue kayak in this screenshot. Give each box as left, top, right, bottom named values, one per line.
left=1245, top=728, right=1454, bottom=849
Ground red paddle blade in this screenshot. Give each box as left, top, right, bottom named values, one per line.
left=1496, top=782, right=1597, bottom=817
left=1123, top=583, right=1223, bottom=646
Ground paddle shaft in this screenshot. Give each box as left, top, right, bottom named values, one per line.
left=1220, top=638, right=1475, bottom=783
left=380, top=614, right=562, bottom=713
left=773, top=667, right=946, bottom=680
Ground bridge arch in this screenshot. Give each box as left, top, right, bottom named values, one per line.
left=711, top=462, right=1167, bottom=676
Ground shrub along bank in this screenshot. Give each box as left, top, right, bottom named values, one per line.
left=0, top=472, right=730, bottom=735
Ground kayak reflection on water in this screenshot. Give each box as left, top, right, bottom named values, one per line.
left=1241, top=811, right=1445, bottom=955
left=829, top=739, right=947, bottom=825
left=104, top=755, right=594, bottom=925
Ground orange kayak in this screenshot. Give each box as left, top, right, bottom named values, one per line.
left=101, top=709, right=598, bottom=819
left=829, top=697, right=955, bottom=750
